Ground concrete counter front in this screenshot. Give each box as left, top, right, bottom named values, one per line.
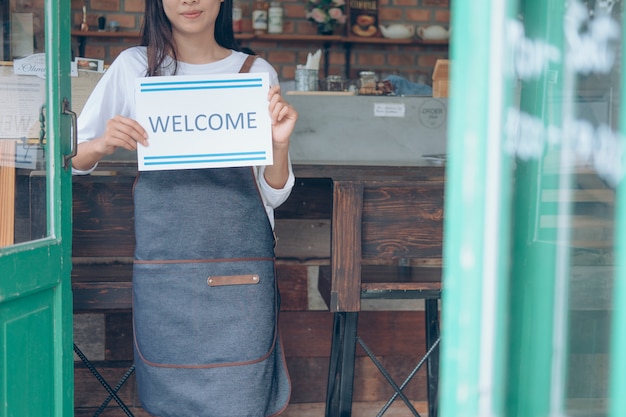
left=286, top=94, right=448, bottom=166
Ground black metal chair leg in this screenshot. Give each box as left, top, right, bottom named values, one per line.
left=374, top=336, right=440, bottom=417
left=357, top=337, right=422, bottom=417
left=325, top=312, right=358, bottom=417
left=425, top=299, right=440, bottom=417
left=93, top=364, right=136, bottom=417
left=73, top=343, right=135, bottom=417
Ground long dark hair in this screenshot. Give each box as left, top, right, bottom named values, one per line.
left=140, top=0, right=240, bottom=76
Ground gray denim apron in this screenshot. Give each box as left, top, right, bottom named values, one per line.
left=131, top=56, right=290, bottom=417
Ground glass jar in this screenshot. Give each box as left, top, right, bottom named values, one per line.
left=252, top=0, right=269, bottom=34
left=324, top=75, right=347, bottom=91
left=358, top=71, right=378, bottom=94
left=267, top=1, right=283, bottom=34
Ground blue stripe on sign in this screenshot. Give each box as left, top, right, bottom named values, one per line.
left=143, top=151, right=267, bottom=166
left=141, top=84, right=263, bottom=92
left=144, top=157, right=267, bottom=166
left=140, top=78, right=264, bottom=92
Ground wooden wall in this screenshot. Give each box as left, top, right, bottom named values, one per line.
left=71, top=167, right=436, bottom=416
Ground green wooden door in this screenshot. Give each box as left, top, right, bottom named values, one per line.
left=0, top=0, right=73, bottom=416
left=440, top=0, right=626, bottom=416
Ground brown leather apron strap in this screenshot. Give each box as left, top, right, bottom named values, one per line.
left=239, top=54, right=258, bottom=73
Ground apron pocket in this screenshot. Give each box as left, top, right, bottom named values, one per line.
left=133, top=259, right=277, bottom=367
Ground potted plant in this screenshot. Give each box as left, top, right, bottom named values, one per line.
left=305, top=0, right=346, bottom=35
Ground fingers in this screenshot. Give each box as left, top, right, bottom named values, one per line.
left=104, top=115, right=149, bottom=151
left=267, top=85, right=297, bottom=123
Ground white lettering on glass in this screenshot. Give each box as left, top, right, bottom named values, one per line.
left=505, top=108, right=624, bottom=186
left=508, top=20, right=561, bottom=80
left=503, top=0, right=624, bottom=186
left=564, top=0, right=620, bottom=75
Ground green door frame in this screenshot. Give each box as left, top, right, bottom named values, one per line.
left=440, top=0, right=626, bottom=416
left=439, top=0, right=514, bottom=415
left=0, top=0, right=74, bottom=415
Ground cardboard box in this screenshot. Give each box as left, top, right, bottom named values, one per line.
left=348, top=0, right=379, bottom=38
left=432, top=59, right=449, bottom=98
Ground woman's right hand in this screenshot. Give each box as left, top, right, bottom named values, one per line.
left=73, top=115, right=149, bottom=172
left=99, top=115, right=149, bottom=154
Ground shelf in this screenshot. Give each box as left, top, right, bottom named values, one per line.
left=71, top=30, right=447, bottom=47
left=252, top=33, right=448, bottom=47
left=253, top=34, right=343, bottom=42
left=344, top=35, right=448, bottom=46
left=70, top=31, right=448, bottom=78
left=72, top=30, right=140, bottom=57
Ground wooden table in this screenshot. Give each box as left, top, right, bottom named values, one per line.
left=296, top=164, right=445, bottom=417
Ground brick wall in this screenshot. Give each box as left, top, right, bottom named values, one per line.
left=71, top=0, right=449, bottom=83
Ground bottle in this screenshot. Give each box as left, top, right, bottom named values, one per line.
left=267, top=1, right=284, bottom=34
left=232, top=0, right=243, bottom=33
left=252, top=0, right=269, bottom=34
left=80, top=5, right=89, bottom=31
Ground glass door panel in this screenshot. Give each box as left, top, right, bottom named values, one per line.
left=1, top=0, right=47, bottom=246
left=441, top=1, right=626, bottom=417
left=0, top=0, right=73, bottom=416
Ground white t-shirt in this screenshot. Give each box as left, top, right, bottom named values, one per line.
left=74, top=47, right=294, bottom=227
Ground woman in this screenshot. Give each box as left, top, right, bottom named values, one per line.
left=73, top=0, right=297, bottom=415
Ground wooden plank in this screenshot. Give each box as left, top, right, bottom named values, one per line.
left=275, top=177, right=333, bottom=220
left=541, top=189, right=615, bottom=204
left=352, top=355, right=428, bottom=401
left=280, top=311, right=333, bottom=358
left=72, top=282, right=132, bottom=312
left=72, top=176, right=135, bottom=258
left=286, top=355, right=428, bottom=404
left=105, top=312, right=133, bottom=361
left=362, top=183, right=444, bottom=260
left=319, top=266, right=441, bottom=307
left=72, top=264, right=312, bottom=312
left=331, top=181, right=364, bottom=312
left=277, top=264, right=309, bottom=311
left=74, top=365, right=137, bottom=408
left=74, top=408, right=153, bottom=417
left=279, top=311, right=428, bottom=358
left=72, top=261, right=133, bottom=283
left=0, top=140, right=15, bottom=246
left=74, top=401, right=432, bottom=417
left=281, top=401, right=430, bottom=417
left=74, top=313, right=105, bottom=361
left=356, top=311, right=428, bottom=357
left=286, top=357, right=332, bottom=403
left=74, top=310, right=433, bottom=412
left=274, top=219, right=331, bottom=261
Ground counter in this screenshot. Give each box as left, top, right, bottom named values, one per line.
left=96, top=95, right=448, bottom=168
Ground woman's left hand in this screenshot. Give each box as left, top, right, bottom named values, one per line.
left=268, top=85, right=298, bottom=150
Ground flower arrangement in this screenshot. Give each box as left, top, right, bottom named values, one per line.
left=305, top=0, right=346, bottom=34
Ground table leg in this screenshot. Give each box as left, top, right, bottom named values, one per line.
left=425, top=299, right=440, bottom=417
left=325, top=312, right=358, bottom=417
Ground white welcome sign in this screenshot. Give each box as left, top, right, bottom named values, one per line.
left=135, top=72, right=272, bottom=171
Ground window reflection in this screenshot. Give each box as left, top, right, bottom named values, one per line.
left=0, top=0, right=47, bottom=247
